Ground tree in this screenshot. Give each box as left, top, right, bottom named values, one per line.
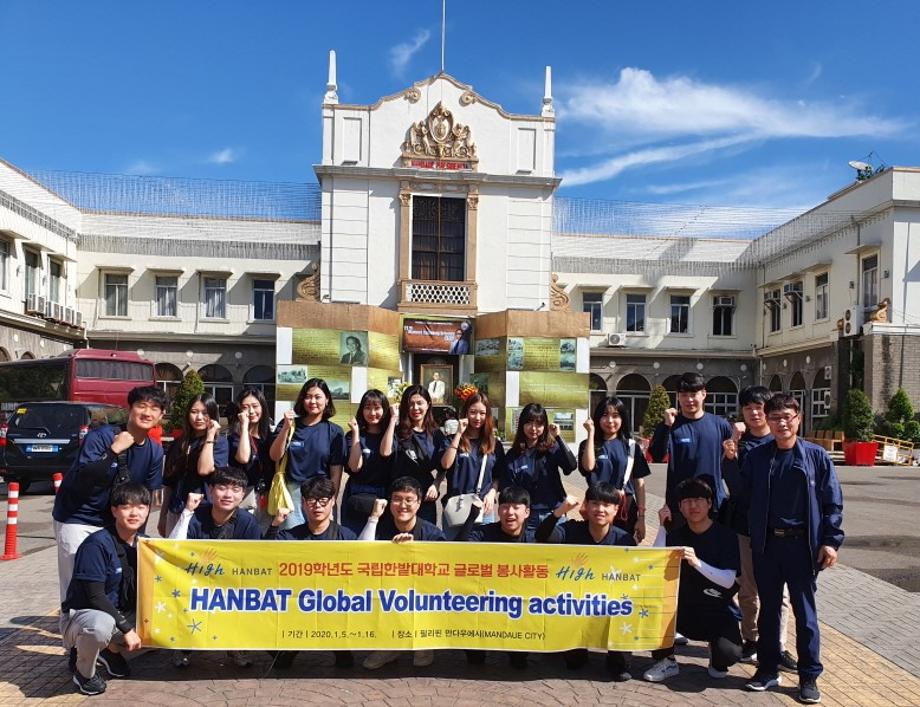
left=885, top=388, right=914, bottom=425
left=843, top=389, right=875, bottom=442
left=642, top=384, right=670, bottom=436
left=167, top=369, right=205, bottom=433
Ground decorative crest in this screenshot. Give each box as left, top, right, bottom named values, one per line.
left=401, top=101, right=477, bottom=169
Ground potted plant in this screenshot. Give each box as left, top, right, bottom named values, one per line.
left=167, top=369, right=205, bottom=440
left=641, top=384, right=671, bottom=463
left=842, top=388, right=878, bottom=466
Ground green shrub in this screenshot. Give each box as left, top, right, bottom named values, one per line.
left=843, top=389, right=875, bottom=442
left=641, top=384, right=670, bottom=436
left=167, top=369, right=205, bottom=432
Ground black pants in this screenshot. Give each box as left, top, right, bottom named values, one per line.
left=652, top=608, right=742, bottom=671
left=563, top=648, right=629, bottom=672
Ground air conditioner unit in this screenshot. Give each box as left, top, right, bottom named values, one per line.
left=782, top=283, right=802, bottom=300
left=49, top=302, right=66, bottom=323
left=714, top=295, right=735, bottom=307
left=73, top=310, right=84, bottom=329
left=63, top=307, right=76, bottom=326
left=843, top=306, right=864, bottom=336
left=25, top=294, right=46, bottom=316
left=823, top=390, right=832, bottom=407
left=606, top=332, right=627, bottom=347
left=823, top=365, right=832, bottom=381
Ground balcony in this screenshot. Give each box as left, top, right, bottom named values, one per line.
left=398, top=279, right=477, bottom=313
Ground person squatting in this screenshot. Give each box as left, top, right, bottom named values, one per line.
left=57, top=375, right=843, bottom=704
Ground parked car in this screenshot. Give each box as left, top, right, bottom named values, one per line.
left=0, top=402, right=128, bottom=492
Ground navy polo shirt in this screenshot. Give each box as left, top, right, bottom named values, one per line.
left=768, top=448, right=807, bottom=529
left=659, top=413, right=733, bottom=511
left=228, top=431, right=276, bottom=488
left=164, top=435, right=230, bottom=514
left=394, top=429, right=447, bottom=492
left=544, top=519, right=637, bottom=547
left=375, top=515, right=446, bottom=541
left=346, top=431, right=395, bottom=490
left=65, top=529, right=133, bottom=609
left=500, top=440, right=577, bottom=512
left=467, top=521, right=534, bottom=543
left=578, top=437, right=651, bottom=496
left=185, top=505, right=262, bottom=540
left=275, top=521, right=356, bottom=541
left=667, top=521, right=740, bottom=617
left=722, top=430, right=774, bottom=498
left=282, top=419, right=346, bottom=484
left=444, top=438, right=504, bottom=500
left=53, top=425, right=163, bottom=526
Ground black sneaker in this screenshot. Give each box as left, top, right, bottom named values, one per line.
left=779, top=649, right=798, bottom=672
left=67, top=647, right=77, bottom=673
left=799, top=677, right=821, bottom=704
left=745, top=670, right=781, bottom=692
left=606, top=653, right=631, bottom=681
left=740, top=640, right=758, bottom=664
left=72, top=670, right=107, bottom=696
left=97, top=648, right=130, bottom=678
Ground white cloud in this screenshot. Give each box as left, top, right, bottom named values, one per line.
left=208, top=147, right=239, bottom=165
left=124, top=160, right=159, bottom=175
left=389, top=29, right=430, bottom=79
left=804, top=61, right=823, bottom=86
left=560, top=67, right=904, bottom=141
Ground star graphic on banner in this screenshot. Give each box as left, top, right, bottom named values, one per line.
left=621, top=594, right=629, bottom=601
left=183, top=608, right=189, bottom=613
left=212, top=635, right=219, bottom=641
left=639, top=608, right=650, bottom=619
left=188, top=620, right=203, bottom=634
left=172, top=589, right=181, bottom=598
left=189, top=551, right=196, bottom=557
left=154, top=601, right=166, bottom=614
left=633, top=584, right=640, bottom=591
left=170, top=636, right=176, bottom=643
left=154, top=628, right=161, bottom=635
left=648, top=564, right=655, bottom=570
left=620, top=624, right=633, bottom=635
left=154, top=575, right=162, bottom=583
left=191, top=579, right=198, bottom=585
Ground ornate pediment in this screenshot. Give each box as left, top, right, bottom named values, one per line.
left=401, top=101, right=478, bottom=169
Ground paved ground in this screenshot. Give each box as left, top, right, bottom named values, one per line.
left=2, top=467, right=920, bottom=705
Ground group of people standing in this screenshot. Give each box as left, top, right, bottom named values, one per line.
left=50, top=370, right=843, bottom=705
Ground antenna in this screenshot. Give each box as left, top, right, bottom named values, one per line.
left=440, top=0, right=446, bottom=72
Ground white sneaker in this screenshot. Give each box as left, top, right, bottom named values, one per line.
left=708, top=661, right=729, bottom=679
left=363, top=651, right=400, bottom=670
left=172, top=651, right=191, bottom=668
left=412, top=650, right=434, bottom=667
left=227, top=650, right=252, bottom=668
left=643, top=657, right=679, bottom=682
left=673, top=632, right=689, bottom=646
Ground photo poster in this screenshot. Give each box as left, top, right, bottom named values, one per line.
left=403, top=318, right=473, bottom=355
left=469, top=372, right=505, bottom=409
left=275, top=364, right=308, bottom=403
left=366, top=368, right=403, bottom=402
left=420, top=364, right=453, bottom=406
left=474, top=337, right=505, bottom=372
left=368, top=331, right=401, bottom=371
left=518, top=372, right=589, bottom=410
left=502, top=337, right=578, bottom=372
left=548, top=409, right=576, bottom=443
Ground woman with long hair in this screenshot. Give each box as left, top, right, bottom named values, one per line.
left=228, top=386, right=275, bottom=515
left=500, top=402, right=577, bottom=533
left=157, top=393, right=228, bottom=537
left=393, top=384, right=446, bottom=524
left=439, top=392, right=503, bottom=538
left=269, top=378, right=345, bottom=530
left=341, top=389, right=397, bottom=534
left=579, top=396, right=651, bottom=542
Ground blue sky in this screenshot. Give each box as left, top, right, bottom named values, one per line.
left=1, top=1, right=917, bottom=213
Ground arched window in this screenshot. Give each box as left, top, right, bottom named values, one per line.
left=20, top=351, right=34, bottom=360
left=614, top=373, right=651, bottom=434
left=705, top=376, right=738, bottom=418
left=811, top=369, right=831, bottom=422
left=0, top=347, right=10, bottom=362
left=661, top=374, right=682, bottom=408
left=155, top=363, right=183, bottom=403
left=198, top=364, right=234, bottom=417
left=588, top=373, right=608, bottom=415
left=243, top=365, right=276, bottom=413
left=789, top=371, right=808, bottom=434
left=768, top=374, right=783, bottom=392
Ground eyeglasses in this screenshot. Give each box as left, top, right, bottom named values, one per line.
left=390, top=496, right=419, bottom=507
left=767, top=413, right=799, bottom=424
left=304, top=497, right=332, bottom=507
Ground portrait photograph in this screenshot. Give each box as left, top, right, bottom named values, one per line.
left=421, top=364, right=453, bottom=405
left=339, top=331, right=369, bottom=366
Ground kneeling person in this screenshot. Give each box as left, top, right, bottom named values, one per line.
left=265, top=476, right=355, bottom=669
left=62, top=483, right=149, bottom=696
left=643, top=478, right=742, bottom=683
left=536, top=483, right=635, bottom=681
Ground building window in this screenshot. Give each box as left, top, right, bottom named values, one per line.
left=104, top=273, right=128, bottom=317
left=670, top=294, right=690, bottom=334
left=155, top=276, right=178, bottom=318
left=252, top=279, right=275, bottom=321
left=812, top=387, right=830, bottom=419
left=712, top=295, right=735, bottom=336
left=705, top=391, right=738, bottom=418
left=49, top=260, right=63, bottom=303
left=203, top=277, right=227, bottom=319
left=0, top=239, right=9, bottom=291
left=411, top=196, right=465, bottom=281
left=626, top=293, right=646, bottom=332
left=24, top=249, right=40, bottom=297
left=766, top=288, right=781, bottom=332
left=783, top=281, right=803, bottom=327
left=815, top=273, right=829, bottom=321
left=582, top=292, right=602, bottom=331
left=861, top=254, right=878, bottom=310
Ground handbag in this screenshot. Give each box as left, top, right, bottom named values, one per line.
left=267, top=423, right=295, bottom=516
left=442, top=453, right=488, bottom=529
left=615, top=438, right=637, bottom=525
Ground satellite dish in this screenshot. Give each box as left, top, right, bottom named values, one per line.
left=848, top=160, right=871, bottom=171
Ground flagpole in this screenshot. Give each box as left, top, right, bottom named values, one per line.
left=441, top=0, right=446, bottom=72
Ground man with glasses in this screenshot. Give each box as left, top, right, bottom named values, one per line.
left=264, top=476, right=356, bottom=669
left=739, top=394, right=843, bottom=704
left=359, top=476, right=445, bottom=670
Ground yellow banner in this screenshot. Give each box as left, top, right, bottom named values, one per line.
left=138, top=540, right=680, bottom=652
